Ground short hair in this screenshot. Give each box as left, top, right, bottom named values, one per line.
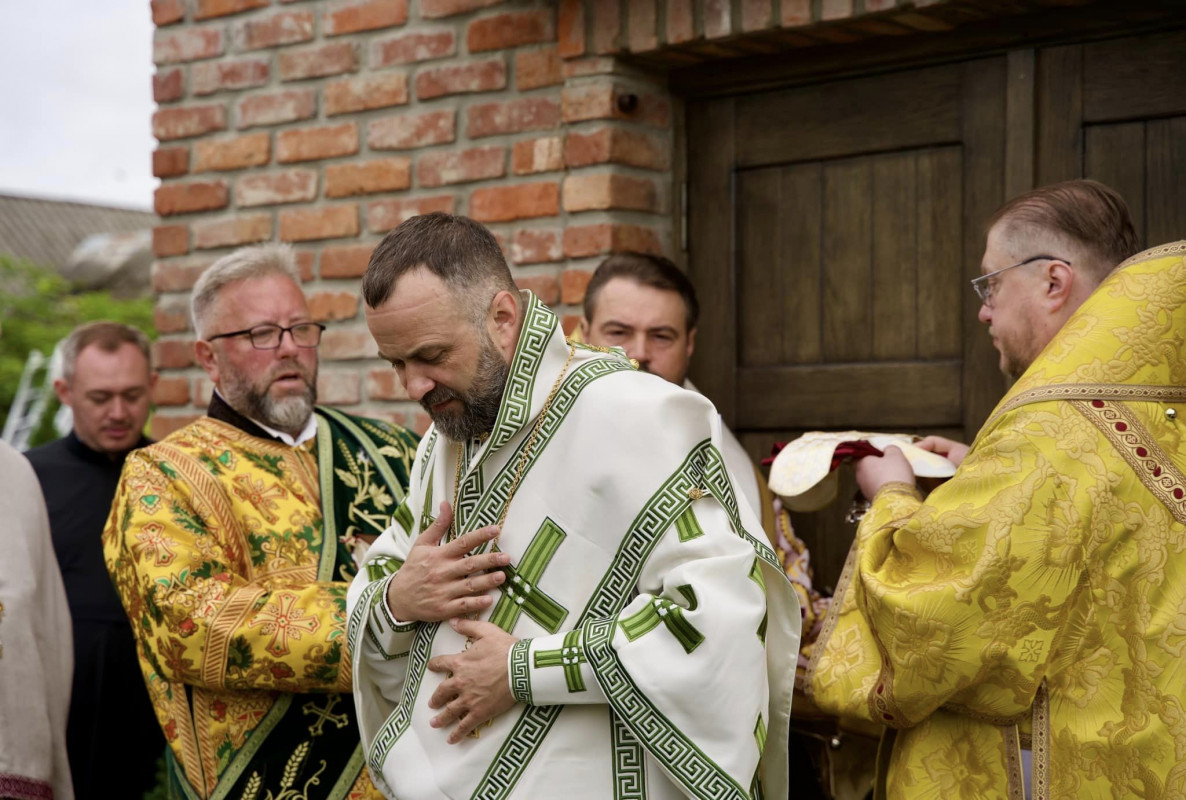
left=60, top=321, right=151, bottom=382
left=584, top=252, right=699, bottom=332
left=988, top=179, right=1140, bottom=280
left=190, top=243, right=301, bottom=338
left=362, top=212, right=515, bottom=319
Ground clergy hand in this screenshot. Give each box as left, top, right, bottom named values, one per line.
left=854, top=445, right=914, bottom=500
left=426, top=618, right=518, bottom=744
left=916, top=435, right=970, bottom=467
left=385, top=502, right=511, bottom=623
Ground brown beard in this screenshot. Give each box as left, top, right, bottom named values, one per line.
left=422, top=332, right=508, bottom=442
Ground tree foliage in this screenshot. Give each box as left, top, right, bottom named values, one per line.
left=0, top=254, right=156, bottom=443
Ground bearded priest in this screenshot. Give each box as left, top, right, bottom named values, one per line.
left=348, top=212, right=800, bottom=800
left=104, top=243, right=419, bottom=800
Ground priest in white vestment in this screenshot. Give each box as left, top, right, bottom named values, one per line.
left=347, top=213, right=800, bottom=800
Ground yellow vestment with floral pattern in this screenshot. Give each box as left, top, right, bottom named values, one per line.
left=807, top=242, right=1186, bottom=799
left=104, top=406, right=417, bottom=800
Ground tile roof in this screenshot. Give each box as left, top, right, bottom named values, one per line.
left=0, top=192, right=154, bottom=269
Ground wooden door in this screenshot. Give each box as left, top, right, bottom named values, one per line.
left=687, top=60, right=1009, bottom=591
left=1038, top=28, right=1186, bottom=249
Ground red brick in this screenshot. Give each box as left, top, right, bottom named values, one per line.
left=236, top=11, right=314, bottom=50
left=153, top=225, right=190, bottom=257
left=321, top=243, right=375, bottom=278
left=154, top=147, right=190, bottom=178
left=319, top=329, right=373, bottom=360
left=154, top=300, right=191, bottom=333
left=153, top=257, right=215, bottom=292
left=153, top=104, right=227, bottom=141
left=192, top=214, right=273, bottom=249
left=371, top=29, right=455, bottom=67
left=562, top=173, right=659, bottom=213
left=235, top=169, right=318, bottom=206
left=562, top=56, right=615, bottom=78
left=152, top=0, right=186, bottom=26
left=557, top=0, right=585, bottom=58
left=417, top=146, right=504, bottom=188
left=365, top=369, right=409, bottom=401
left=276, top=123, right=358, bottom=163
left=514, top=273, right=560, bottom=303
left=308, top=291, right=360, bottom=322
left=295, top=250, right=316, bottom=282
left=193, top=132, right=271, bottom=172
left=562, top=223, right=663, bottom=258
left=155, top=181, right=230, bottom=216
left=469, top=182, right=558, bottom=223
left=511, top=229, right=561, bottom=265
left=512, top=136, right=563, bottom=175
left=420, top=0, right=501, bottom=18
left=192, top=58, right=270, bottom=95
left=560, top=269, right=592, bottom=304
left=152, top=339, right=196, bottom=369
left=366, top=195, right=455, bottom=233
left=561, top=84, right=670, bottom=128
left=316, top=372, right=361, bottom=405
left=781, top=0, right=812, bottom=25
left=153, top=376, right=191, bottom=406
left=154, top=68, right=185, bottom=103
left=237, top=89, right=316, bottom=128
left=820, top=0, right=854, bottom=20
left=195, top=0, right=269, bottom=20
left=590, top=0, right=620, bottom=53
left=560, top=314, right=581, bottom=336
left=151, top=414, right=201, bottom=440
left=367, top=109, right=455, bottom=150
left=279, top=205, right=359, bottom=242
left=193, top=376, right=214, bottom=407
left=627, top=1, right=657, bottom=52
left=325, top=158, right=411, bottom=198
left=466, top=96, right=559, bottom=138
left=279, top=42, right=358, bottom=81
left=324, top=0, right=407, bottom=36
left=466, top=10, right=552, bottom=53
left=415, top=58, right=505, bottom=101
left=155, top=28, right=224, bottom=64
left=666, top=0, right=694, bottom=44
left=704, top=0, right=730, bottom=38
left=565, top=126, right=669, bottom=171
left=325, top=73, right=408, bottom=116
left=515, top=47, right=561, bottom=91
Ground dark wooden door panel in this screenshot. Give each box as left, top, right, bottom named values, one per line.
left=1083, top=31, right=1186, bottom=123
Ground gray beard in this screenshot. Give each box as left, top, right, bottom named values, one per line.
left=222, top=361, right=317, bottom=436
left=422, top=337, right=508, bottom=442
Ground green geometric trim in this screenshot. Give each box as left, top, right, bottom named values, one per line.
left=365, top=555, right=404, bottom=582
left=489, top=518, right=569, bottom=635
left=391, top=501, right=414, bottom=535
left=619, top=594, right=704, bottom=654
left=509, top=638, right=533, bottom=705
left=611, top=711, right=646, bottom=800
left=675, top=506, right=705, bottom=542
left=533, top=629, right=586, bottom=693
left=419, top=430, right=438, bottom=482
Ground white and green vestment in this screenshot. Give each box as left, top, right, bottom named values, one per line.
left=348, top=293, right=800, bottom=800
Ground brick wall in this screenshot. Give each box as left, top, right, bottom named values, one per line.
left=148, top=0, right=950, bottom=436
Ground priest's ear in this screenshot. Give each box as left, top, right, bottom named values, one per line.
left=1042, top=259, right=1077, bottom=315
left=194, top=339, right=222, bottom=383
left=486, top=289, right=521, bottom=359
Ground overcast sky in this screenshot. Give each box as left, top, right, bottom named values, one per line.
left=0, top=2, right=155, bottom=210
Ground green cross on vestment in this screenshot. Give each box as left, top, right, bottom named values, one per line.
left=488, top=518, right=569, bottom=634
left=533, top=629, right=586, bottom=692
left=619, top=585, right=704, bottom=654
left=749, top=557, right=768, bottom=644
left=366, top=555, right=404, bottom=582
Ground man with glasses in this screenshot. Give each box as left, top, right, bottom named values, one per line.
left=807, top=181, right=1186, bottom=798
left=103, top=243, right=419, bottom=799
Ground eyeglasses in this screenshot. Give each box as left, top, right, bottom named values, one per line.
left=206, top=322, right=326, bottom=350
left=970, top=255, right=1069, bottom=308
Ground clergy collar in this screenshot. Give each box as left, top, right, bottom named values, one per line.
left=64, top=429, right=151, bottom=467
left=207, top=390, right=317, bottom=446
